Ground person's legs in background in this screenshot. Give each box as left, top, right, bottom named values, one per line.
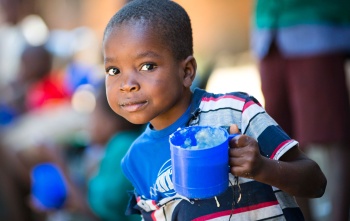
left=259, top=45, right=315, bottom=221
left=259, top=44, right=293, bottom=136
left=288, top=52, right=350, bottom=221
left=260, top=46, right=350, bottom=221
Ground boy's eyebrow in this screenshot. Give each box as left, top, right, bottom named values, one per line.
left=104, top=57, right=115, bottom=63
left=135, top=51, right=162, bottom=59
left=104, top=51, right=162, bottom=64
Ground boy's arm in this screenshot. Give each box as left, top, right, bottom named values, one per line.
left=228, top=126, right=327, bottom=198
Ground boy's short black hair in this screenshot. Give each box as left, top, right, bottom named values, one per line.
left=103, top=0, right=193, bottom=61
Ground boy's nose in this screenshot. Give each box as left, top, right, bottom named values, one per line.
left=119, top=72, right=140, bottom=92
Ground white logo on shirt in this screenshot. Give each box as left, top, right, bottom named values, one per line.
left=150, top=159, right=176, bottom=198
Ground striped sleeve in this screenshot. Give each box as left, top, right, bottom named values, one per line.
left=240, top=95, right=298, bottom=160
left=196, top=90, right=298, bottom=160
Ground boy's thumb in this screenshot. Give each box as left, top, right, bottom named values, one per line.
left=229, top=124, right=239, bottom=134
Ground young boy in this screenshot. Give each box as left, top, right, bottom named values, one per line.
left=103, top=0, right=327, bottom=220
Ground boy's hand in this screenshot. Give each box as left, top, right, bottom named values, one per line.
left=228, top=124, right=264, bottom=179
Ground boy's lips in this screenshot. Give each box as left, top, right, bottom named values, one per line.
left=119, top=100, right=148, bottom=112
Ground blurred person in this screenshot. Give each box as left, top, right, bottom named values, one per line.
left=0, top=0, right=36, bottom=87
left=19, top=45, right=71, bottom=112
left=251, top=1, right=350, bottom=221
left=1, top=44, right=71, bottom=118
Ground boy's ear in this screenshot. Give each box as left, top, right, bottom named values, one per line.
left=182, top=55, right=197, bottom=88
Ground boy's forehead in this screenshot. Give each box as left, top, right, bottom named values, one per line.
left=117, top=19, right=158, bottom=35
left=104, top=22, right=173, bottom=59
left=107, top=21, right=167, bottom=48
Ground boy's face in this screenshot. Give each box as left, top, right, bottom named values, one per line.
left=103, top=22, right=196, bottom=130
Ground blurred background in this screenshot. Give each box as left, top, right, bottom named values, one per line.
left=0, top=0, right=348, bottom=220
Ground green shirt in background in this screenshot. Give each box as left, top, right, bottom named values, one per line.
left=255, top=0, right=350, bottom=28
left=88, top=130, right=141, bottom=221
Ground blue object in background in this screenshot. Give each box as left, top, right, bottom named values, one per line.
left=31, top=163, right=67, bottom=210
left=64, top=62, right=101, bottom=94
left=0, top=103, right=17, bottom=126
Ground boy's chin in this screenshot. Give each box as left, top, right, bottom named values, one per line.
left=123, top=116, right=148, bottom=125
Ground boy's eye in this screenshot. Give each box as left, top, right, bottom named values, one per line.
left=140, top=63, right=157, bottom=71
left=106, top=67, right=120, bottom=76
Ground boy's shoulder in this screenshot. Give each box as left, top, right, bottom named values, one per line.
left=194, top=88, right=259, bottom=105
left=195, top=88, right=251, bottom=99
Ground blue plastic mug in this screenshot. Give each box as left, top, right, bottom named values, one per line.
left=31, top=163, right=67, bottom=210
left=169, top=126, right=238, bottom=199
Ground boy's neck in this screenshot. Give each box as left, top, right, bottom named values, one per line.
left=149, top=90, right=193, bottom=130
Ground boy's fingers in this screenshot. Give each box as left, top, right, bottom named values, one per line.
left=229, top=124, right=239, bottom=134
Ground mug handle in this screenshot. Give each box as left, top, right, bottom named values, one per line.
left=228, top=133, right=240, bottom=140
